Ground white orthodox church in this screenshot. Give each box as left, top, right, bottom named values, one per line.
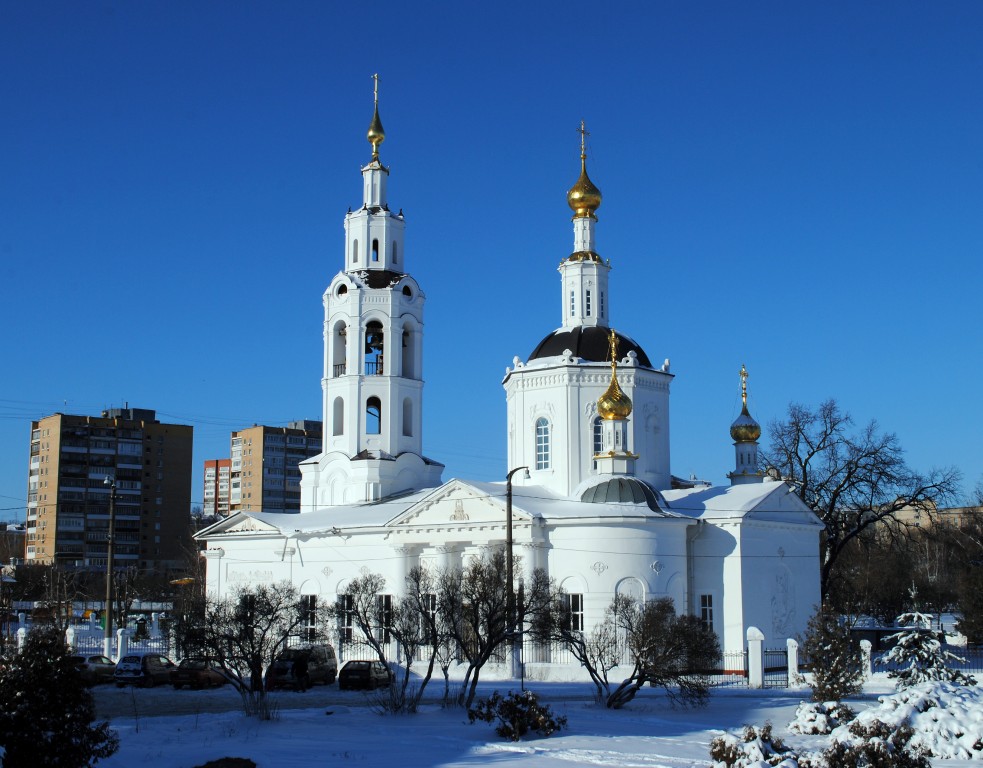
left=198, top=89, right=822, bottom=660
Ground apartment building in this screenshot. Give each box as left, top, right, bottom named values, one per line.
left=202, top=459, right=232, bottom=518
left=27, top=408, right=193, bottom=573
left=230, top=421, right=322, bottom=513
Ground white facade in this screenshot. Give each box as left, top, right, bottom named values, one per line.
left=198, top=103, right=822, bottom=659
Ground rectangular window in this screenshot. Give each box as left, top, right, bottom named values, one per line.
left=700, top=594, right=713, bottom=633
left=338, top=595, right=354, bottom=642
left=569, top=290, right=575, bottom=316
left=302, top=595, right=317, bottom=641
left=600, top=291, right=605, bottom=318
left=421, top=593, right=437, bottom=643
left=377, top=594, right=394, bottom=643
left=564, top=593, right=584, bottom=632
left=585, top=290, right=592, bottom=317
left=535, top=419, right=550, bottom=470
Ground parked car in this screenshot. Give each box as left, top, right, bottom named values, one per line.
left=69, top=654, right=116, bottom=685
left=265, top=644, right=337, bottom=690
left=338, top=659, right=392, bottom=690
left=170, top=658, right=227, bottom=689
left=114, top=652, right=177, bottom=688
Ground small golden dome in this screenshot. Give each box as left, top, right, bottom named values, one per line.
left=598, top=373, right=632, bottom=420
left=730, top=404, right=761, bottom=443
left=597, top=328, right=631, bottom=420
left=730, top=363, right=761, bottom=442
left=367, top=103, right=385, bottom=160
left=567, top=156, right=602, bottom=219
left=567, top=120, right=601, bottom=219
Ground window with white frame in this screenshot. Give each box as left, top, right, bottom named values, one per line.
left=421, top=593, right=437, bottom=642
left=569, top=290, right=575, bottom=316
left=700, top=594, right=713, bottom=633
left=535, top=418, right=551, bottom=470
left=585, top=289, right=592, bottom=317
left=338, top=594, right=355, bottom=642
left=377, top=594, right=394, bottom=643
left=564, top=593, right=584, bottom=632
left=302, top=594, right=317, bottom=641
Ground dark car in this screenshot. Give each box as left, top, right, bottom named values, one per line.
left=170, top=658, right=227, bottom=689
left=69, top=654, right=116, bottom=685
left=265, top=644, right=337, bottom=691
left=338, top=659, right=392, bottom=690
left=114, top=652, right=177, bottom=687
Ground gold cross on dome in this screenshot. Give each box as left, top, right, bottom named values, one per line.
left=608, top=329, right=619, bottom=366
left=372, top=73, right=379, bottom=104
left=578, top=120, right=590, bottom=157
left=740, top=364, right=749, bottom=405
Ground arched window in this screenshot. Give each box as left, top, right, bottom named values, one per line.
left=402, top=398, right=412, bottom=437
left=332, top=397, right=344, bottom=436
left=593, top=416, right=603, bottom=454
left=392, top=241, right=398, bottom=264
left=402, top=326, right=416, bottom=379
left=372, top=239, right=379, bottom=262
left=366, top=397, right=382, bottom=435
left=352, top=240, right=359, bottom=263
left=535, top=418, right=551, bottom=470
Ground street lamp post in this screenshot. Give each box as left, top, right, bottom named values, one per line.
left=103, top=476, right=117, bottom=659
left=505, top=465, right=529, bottom=679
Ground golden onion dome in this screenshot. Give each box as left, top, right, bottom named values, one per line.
left=567, top=120, right=601, bottom=219
left=567, top=155, right=602, bottom=219
left=598, top=328, right=631, bottom=420
left=367, top=103, right=385, bottom=160
left=598, top=372, right=632, bottom=420
left=730, top=363, right=761, bottom=442
left=730, top=404, right=761, bottom=443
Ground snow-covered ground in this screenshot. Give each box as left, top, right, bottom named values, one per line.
left=95, top=674, right=982, bottom=768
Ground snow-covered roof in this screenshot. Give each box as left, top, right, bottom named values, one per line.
left=662, top=479, right=823, bottom=525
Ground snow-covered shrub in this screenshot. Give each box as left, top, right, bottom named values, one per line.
left=787, top=701, right=855, bottom=735
left=832, top=681, right=983, bottom=760
left=817, top=720, right=930, bottom=768
left=800, top=605, right=864, bottom=702
left=467, top=690, right=567, bottom=741
left=878, top=611, right=977, bottom=689
left=709, top=723, right=798, bottom=767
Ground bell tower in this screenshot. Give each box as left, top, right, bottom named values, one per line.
left=300, top=76, right=443, bottom=508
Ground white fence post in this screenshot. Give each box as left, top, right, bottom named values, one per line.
left=16, top=627, right=26, bottom=652
left=116, top=628, right=128, bottom=661
left=65, top=626, right=75, bottom=650
left=786, top=637, right=799, bottom=683
left=860, top=639, right=873, bottom=680
left=747, top=626, right=765, bottom=688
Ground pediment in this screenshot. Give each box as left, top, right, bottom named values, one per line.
left=388, top=480, right=526, bottom=528
left=196, top=512, right=282, bottom=538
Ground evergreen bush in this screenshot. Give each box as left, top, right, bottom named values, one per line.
left=467, top=690, right=567, bottom=741
left=0, top=626, right=119, bottom=767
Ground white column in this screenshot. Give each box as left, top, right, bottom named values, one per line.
left=747, top=626, right=764, bottom=689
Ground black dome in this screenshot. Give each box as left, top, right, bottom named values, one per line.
left=528, top=326, right=652, bottom=368
left=579, top=477, right=665, bottom=512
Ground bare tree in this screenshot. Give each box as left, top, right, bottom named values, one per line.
left=762, top=399, right=960, bottom=599
left=604, top=594, right=720, bottom=709
left=438, top=549, right=551, bottom=709
left=200, top=582, right=317, bottom=719
left=531, top=589, right=621, bottom=702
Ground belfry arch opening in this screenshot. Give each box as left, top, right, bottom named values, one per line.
left=365, top=321, right=384, bottom=375
left=332, top=321, right=347, bottom=377
left=402, top=325, right=418, bottom=379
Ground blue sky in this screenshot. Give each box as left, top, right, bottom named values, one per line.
left=2, top=1, right=982, bottom=521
